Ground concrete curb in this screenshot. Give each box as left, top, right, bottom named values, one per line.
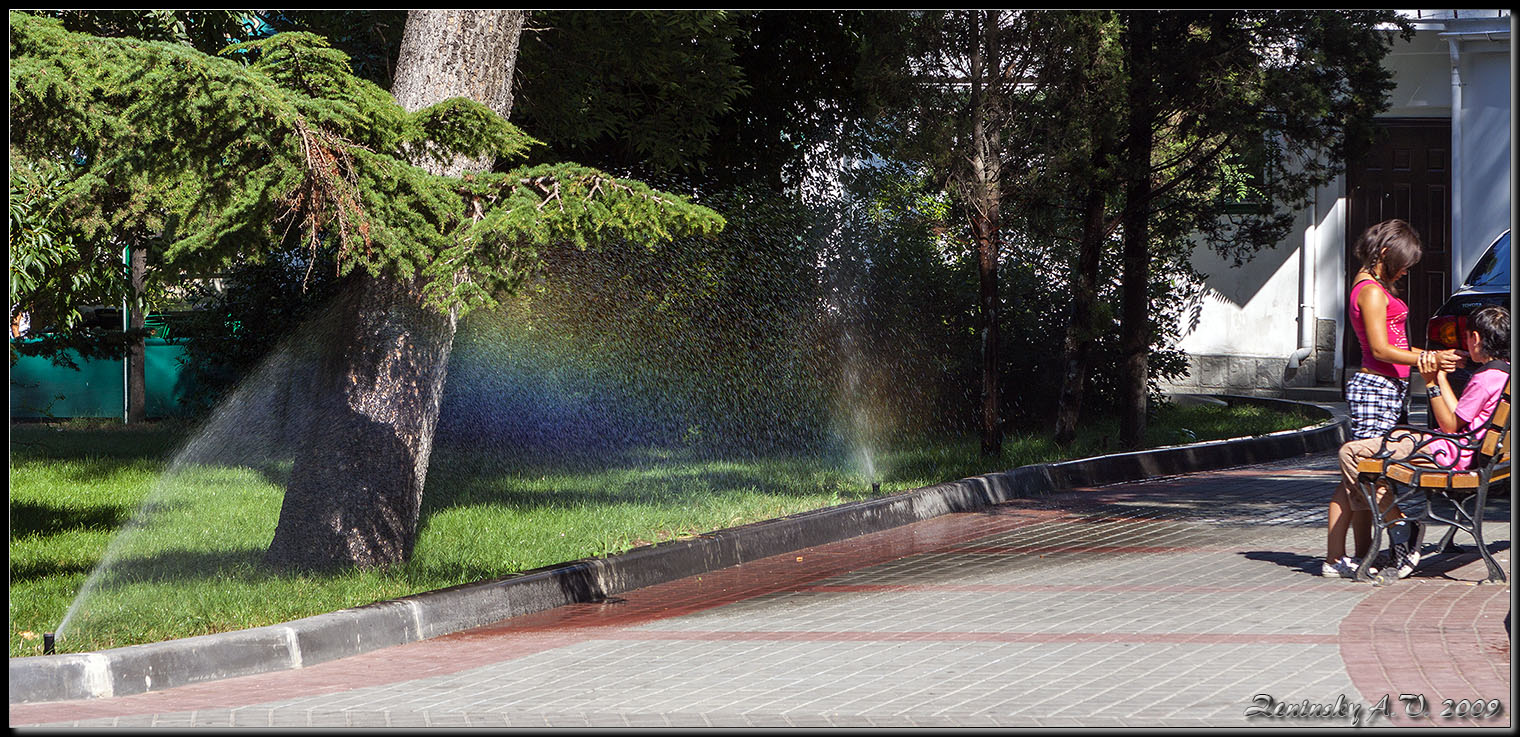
left=10, top=395, right=1347, bottom=705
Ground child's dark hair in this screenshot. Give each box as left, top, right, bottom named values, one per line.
left=1470, top=305, right=1509, bottom=362
left=1354, top=219, right=1423, bottom=295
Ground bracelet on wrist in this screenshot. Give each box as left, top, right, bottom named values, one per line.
left=1427, top=384, right=1442, bottom=398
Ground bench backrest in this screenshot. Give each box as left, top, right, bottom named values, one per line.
left=1477, top=377, right=1511, bottom=475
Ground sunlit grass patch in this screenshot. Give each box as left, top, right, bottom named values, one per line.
left=9, top=399, right=1320, bottom=656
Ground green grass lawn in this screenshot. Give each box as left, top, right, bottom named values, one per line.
left=9, top=401, right=1319, bottom=656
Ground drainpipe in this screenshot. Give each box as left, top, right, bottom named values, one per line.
left=1288, top=195, right=1317, bottom=369
left=1446, top=37, right=1464, bottom=281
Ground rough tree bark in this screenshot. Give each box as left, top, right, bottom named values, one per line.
left=126, top=243, right=147, bottom=423
left=265, top=10, right=528, bottom=571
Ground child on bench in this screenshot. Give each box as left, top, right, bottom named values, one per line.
left=1324, top=304, right=1510, bottom=579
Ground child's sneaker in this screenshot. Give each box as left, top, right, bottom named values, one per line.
left=1390, top=520, right=1423, bottom=579
left=1321, top=556, right=1377, bottom=579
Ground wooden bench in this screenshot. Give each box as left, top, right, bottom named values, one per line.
left=1352, top=377, right=1511, bottom=584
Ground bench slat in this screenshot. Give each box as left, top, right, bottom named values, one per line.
left=1417, top=472, right=1449, bottom=488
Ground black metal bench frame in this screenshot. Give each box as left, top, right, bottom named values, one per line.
left=1352, top=377, right=1511, bottom=584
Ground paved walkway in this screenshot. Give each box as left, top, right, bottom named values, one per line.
left=9, top=452, right=1510, bottom=729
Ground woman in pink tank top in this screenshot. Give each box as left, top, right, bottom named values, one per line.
left=1348, top=278, right=1411, bottom=380
left=1344, top=220, right=1463, bottom=438
left=1324, top=220, right=1463, bottom=578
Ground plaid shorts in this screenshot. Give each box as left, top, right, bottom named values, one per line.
left=1345, top=371, right=1409, bottom=440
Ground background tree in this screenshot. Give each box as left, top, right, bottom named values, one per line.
left=848, top=10, right=1407, bottom=450
left=10, top=10, right=723, bottom=570
left=489, top=10, right=966, bottom=456
left=1107, top=10, right=1409, bottom=447
left=39, top=9, right=261, bottom=53
left=9, top=159, right=130, bottom=364
left=513, top=11, right=744, bottom=182
left=514, top=10, right=880, bottom=194
left=257, top=10, right=408, bottom=88
left=1025, top=11, right=1126, bottom=447
left=9, top=9, right=264, bottom=419
left=860, top=10, right=1071, bottom=456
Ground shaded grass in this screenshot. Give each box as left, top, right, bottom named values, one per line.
left=9, top=400, right=1319, bottom=656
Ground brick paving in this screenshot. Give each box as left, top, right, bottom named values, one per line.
left=9, top=452, right=1510, bottom=729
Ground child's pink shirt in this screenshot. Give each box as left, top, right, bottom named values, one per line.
left=1428, top=368, right=1509, bottom=470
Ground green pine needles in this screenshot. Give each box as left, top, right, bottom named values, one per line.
left=9, top=11, right=725, bottom=316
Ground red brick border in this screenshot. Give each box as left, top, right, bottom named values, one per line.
left=1339, top=561, right=1511, bottom=728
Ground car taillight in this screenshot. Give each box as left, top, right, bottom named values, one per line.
left=1427, top=315, right=1465, bottom=349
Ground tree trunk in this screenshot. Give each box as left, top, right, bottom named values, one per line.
left=968, top=11, right=1003, bottom=457
left=1052, top=176, right=1109, bottom=446
left=973, top=207, right=1001, bottom=457
left=265, top=10, right=527, bottom=571
left=389, top=10, right=526, bottom=175
left=126, top=244, right=147, bottom=424
left=1118, top=12, right=1154, bottom=450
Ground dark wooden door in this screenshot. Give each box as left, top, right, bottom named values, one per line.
left=1344, top=118, right=1452, bottom=366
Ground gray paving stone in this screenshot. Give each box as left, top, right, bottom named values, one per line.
left=10, top=450, right=1506, bottom=731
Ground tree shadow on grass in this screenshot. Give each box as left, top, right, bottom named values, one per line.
left=77, top=547, right=272, bottom=591
left=70, top=544, right=507, bottom=593
left=8, top=559, right=100, bottom=583
left=9, top=500, right=134, bottom=538
left=419, top=449, right=868, bottom=520
left=9, top=421, right=190, bottom=460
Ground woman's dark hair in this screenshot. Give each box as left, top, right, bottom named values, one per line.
left=1354, top=219, right=1423, bottom=295
left=1469, top=305, right=1509, bottom=362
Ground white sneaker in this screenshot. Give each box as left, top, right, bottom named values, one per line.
left=1321, top=556, right=1377, bottom=579
left=1390, top=520, right=1423, bottom=579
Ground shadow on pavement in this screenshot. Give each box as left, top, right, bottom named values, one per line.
left=1239, top=550, right=1324, bottom=576
left=1238, top=539, right=1509, bottom=580
left=1405, top=539, right=1510, bottom=580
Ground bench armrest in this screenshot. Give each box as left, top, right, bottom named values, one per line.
left=1368, top=424, right=1489, bottom=473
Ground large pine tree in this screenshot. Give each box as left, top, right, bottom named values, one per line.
left=10, top=10, right=725, bottom=570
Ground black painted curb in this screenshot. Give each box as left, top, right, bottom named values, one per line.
left=10, top=395, right=1347, bottom=704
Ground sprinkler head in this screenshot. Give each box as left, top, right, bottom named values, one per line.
left=871, top=482, right=881, bottom=494
left=43, top=632, right=55, bottom=655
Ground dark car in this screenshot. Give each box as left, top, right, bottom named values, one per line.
left=1425, top=229, right=1510, bottom=399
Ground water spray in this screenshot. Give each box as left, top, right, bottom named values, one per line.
left=43, top=632, right=56, bottom=655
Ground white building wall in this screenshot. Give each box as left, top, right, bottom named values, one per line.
left=1162, top=12, right=1511, bottom=398
left=1169, top=182, right=1348, bottom=396
left=1312, top=182, right=1351, bottom=377
left=1383, top=27, right=1453, bottom=115
left=1177, top=250, right=1298, bottom=358
left=1448, top=30, right=1512, bottom=278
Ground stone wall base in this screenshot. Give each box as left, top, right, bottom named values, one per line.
left=1158, top=349, right=1341, bottom=398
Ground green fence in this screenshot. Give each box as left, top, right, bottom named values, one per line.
left=9, top=338, right=194, bottom=419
